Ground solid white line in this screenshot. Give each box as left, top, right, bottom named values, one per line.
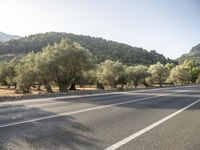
left=104, top=98, right=200, bottom=150
left=0, top=94, right=141, bottom=112
left=0, top=92, right=178, bottom=128
left=1, top=84, right=198, bottom=105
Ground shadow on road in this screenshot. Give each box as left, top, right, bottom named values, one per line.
left=0, top=85, right=200, bottom=149
left=0, top=106, right=102, bottom=150
left=52, top=86, right=200, bottom=111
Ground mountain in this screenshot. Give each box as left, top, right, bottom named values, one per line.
left=0, top=32, right=21, bottom=42
left=0, top=32, right=175, bottom=65
left=177, top=43, right=200, bottom=64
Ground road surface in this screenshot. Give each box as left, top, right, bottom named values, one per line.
left=0, top=85, right=200, bottom=150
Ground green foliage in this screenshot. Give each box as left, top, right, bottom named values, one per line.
left=96, top=60, right=126, bottom=88
left=182, top=60, right=200, bottom=83
left=191, top=67, right=200, bottom=83
left=177, top=44, right=200, bottom=64
left=34, top=52, right=54, bottom=93
left=15, top=52, right=38, bottom=93
left=0, top=61, right=8, bottom=85
left=148, top=62, right=169, bottom=87
left=126, top=65, right=149, bottom=88
left=0, top=32, right=175, bottom=65
left=165, top=63, right=175, bottom=71
left=38, top=38, right=94, bottom=92
left=0, top=58, right=18, bottom=86
left=0, top=33, right=198, bottom=94
left=196, top=74, right=200, bottom=83
left=169, top=65, right=191, bottom=85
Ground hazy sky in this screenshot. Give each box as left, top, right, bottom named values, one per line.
left=0, top=0, right=199, bottom=59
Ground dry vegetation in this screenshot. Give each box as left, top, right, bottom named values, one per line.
left=0, top=84, right=148, bottom=97
left=0, top=85, right=98, bottom=96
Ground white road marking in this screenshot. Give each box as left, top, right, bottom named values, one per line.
left=104, top=98, right=200, bottom=150
left=0, top=91, right=179, bottom=128
left=0, top=94, right=128, bottom=112
left=1, top=86, right=193, bottom=112
left=1, top=84, right=197, bottom=105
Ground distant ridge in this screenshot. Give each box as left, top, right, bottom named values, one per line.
left=177, top=43, right=200, bottom=63
left=0, top=32, right=175, bottom=65
left=0, top=32, right=22, bottom=42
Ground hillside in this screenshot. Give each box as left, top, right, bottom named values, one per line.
left=177, top=43, right=200, bottom=63
left=0, top=32, right=21, bottom=42
left=0, top=32, right=175, bottom=65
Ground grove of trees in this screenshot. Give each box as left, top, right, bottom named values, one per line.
left=0, top=32, right=176, bottom=65
left=0, top=38, right=199, bottom=94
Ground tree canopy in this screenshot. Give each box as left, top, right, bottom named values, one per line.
left=96, top=60, right=126, bottom=88
left=169, top=65, right=191, bottom=85
left=126, top=65, right=149, bottom=88
left=37, top=38, right=94, bottom=92
left=148, top=62, right=169, bottom=87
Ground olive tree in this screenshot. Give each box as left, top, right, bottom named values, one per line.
left=0, top=58, right=18, bottom=87
left=96, top=60, right=126, bottom=88
left=15, top=52, right=38, bottom=93
left=39, top=38, right=93, bottom=92
left=0, top=61, right=8, bottom=85
left=169, top=65, right=191, bottom=85
left=165, top=63, right=175, bottom=72
left=34, top=52, right=53, bottom=93
left=126, top=65, right=149, bottom=88
left=148, top=62, right=169, bottom=87
left=182, top=60, right=200, bottom=83
left=197, top=74, right=200, bottom=83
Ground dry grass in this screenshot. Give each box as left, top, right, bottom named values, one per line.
left=0, top=84, right=148, bottom=97
left=0, top=85, right=97, bottom=97
left=0, top=87, right=21, bottom=96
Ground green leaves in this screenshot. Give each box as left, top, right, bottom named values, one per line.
left=96, top=60, right=126, bottom=88
left=169, top=65, right=191, bottom=85
left=0, top=35, right=199, bottom=93
left=148, top=62, right=169, bottom=87
left=38, top=38, right=94, bottom=92
left=15, top=52, right=38, bottom=93
left=0, top=32, right=174, bottom=65
left=126, top=65, right=148, bottom=88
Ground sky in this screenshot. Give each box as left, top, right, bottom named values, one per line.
left=0, top=0, right=199, bottom=59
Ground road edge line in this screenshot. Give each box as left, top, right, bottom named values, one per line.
left=104, top=98, right=200, bottom=150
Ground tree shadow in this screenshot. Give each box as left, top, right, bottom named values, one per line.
left=0, top=106, right=102, bottom=150
left=51, top=86, right=200, bottom=111
left=0, top=86, right=200, bottom=149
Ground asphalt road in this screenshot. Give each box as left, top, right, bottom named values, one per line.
left=0, top=85, right=200, bottom=150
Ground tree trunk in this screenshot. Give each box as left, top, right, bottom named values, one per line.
left=143, top=80, right=149, bottom=87
left=69, top=83, right=76, bottom=90
left=97, top=82, right=104, bottom=90
left=117, top=83, right=123, bottom=91
left=14, top=84, right=17, bottom=89
left=159, top=80, right=162, bottom=88
left=134, top=81, right=138, bottom=88
left=111, top=84, right=117, bottom=88
left=159, top=75, right=163, bottom=88
left=121, top=83, right=124, bottom=88
left=45, top=83, right=53, bottom=93
left=37, top=84, right=41, bottom=91
left=22, top=87, right=30, bottom=93
left=58, top=82, right=68, bottom=92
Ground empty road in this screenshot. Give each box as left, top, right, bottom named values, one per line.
left=0, top=85, right=200, bottom=150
